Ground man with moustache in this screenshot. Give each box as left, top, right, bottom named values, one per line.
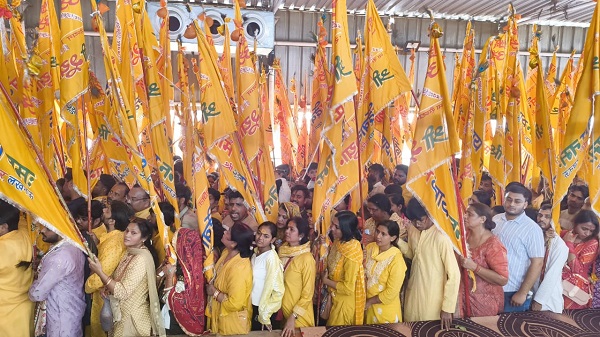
left=221, top=190, right=259, bottom=232
left=29, top=226, right=86, bottom=337
left=531, top=202, right=569, bottom=313
left=492, top=183, right=545, bottom=312
left=107, top=181, right=129, bottom=204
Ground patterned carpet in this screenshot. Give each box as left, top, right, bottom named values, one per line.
left=168, top=310, right=600, bottom=336
left=300, top=309, right=600, bottom=337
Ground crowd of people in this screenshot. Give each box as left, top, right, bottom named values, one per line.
left=1, top=161, right=600, bottom=337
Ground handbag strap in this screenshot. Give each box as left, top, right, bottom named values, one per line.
left=283, top=256, right=294, bottom=271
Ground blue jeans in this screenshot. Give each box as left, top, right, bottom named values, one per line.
left=503, top=291, right=532, bottom=313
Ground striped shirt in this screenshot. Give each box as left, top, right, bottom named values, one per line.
left=492, top=212, right=545, bottom=292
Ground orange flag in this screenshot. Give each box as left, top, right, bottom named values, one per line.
left=405, top=22, right=463, bottom=254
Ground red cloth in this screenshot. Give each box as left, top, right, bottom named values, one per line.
left=168, top=228, right=206, bottom=334
left=459, top=235, right=508, bottom=317
left=560, top=231, right=599, bottom=309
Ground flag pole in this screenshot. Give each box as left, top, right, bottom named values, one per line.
left=0, top=81, right=90, bottom=249
left=451, top=154, right=472, bottom=317
left=81, top=97, right=93, bottom=233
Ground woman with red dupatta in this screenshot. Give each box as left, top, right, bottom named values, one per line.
left=164, top=228, right=205, bottom=334
left=561, top=210, right=600, bottom=309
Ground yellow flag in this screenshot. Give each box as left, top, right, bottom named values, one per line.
left=313, top=0, right=360, bottom=244
left=234, top=0, right=263, bottom=164
left=545, top=48, right=558, bottom=98
left=8, top=15, right=26, bottom=106
left=259, top=70, right=274, bottom=149
left=34, top=0, right=61, bottom=180
left=90, top=1, right=175, bottom=263
left=550, top=52, right=575, bottom=144
left=457, top=93, right=476, bottom=206
left=453, top=22, right=475, bottom=137
left=554, top=1, right=600, bottom=228
left=472, top=37, right=493, bottom=187
left=528, top=44, right=555, bottom=191
left=218, top=19, right=236, bottom=110
left=177, top=41, right=194, bottom=187
left=0, top=96, right=84, bottom=251
left=194, top=22, right=266, bottom=224
left=192, top=121, right=215, bottom=281
left=0, top=18, right=20, bottom=106
left=158, top=6, right=174, bottom=145
left=60, top=0, right=89, bottom=198
left=354, top=32, right=364, bottom=90
left=357, top=0, right=412, bottom=169
left=274, top=62, right=299, bottom=175
left=132, top=2, right=180, bottom=228
left=405, top=23, right=463, bottom=254
left=308, top=20, right=330, bottom=161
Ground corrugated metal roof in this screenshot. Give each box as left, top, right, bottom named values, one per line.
left=164, top=0, right=596, bottom=27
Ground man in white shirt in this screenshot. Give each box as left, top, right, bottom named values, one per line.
left=275, top=164, right=292, bottom=203
left=532, top=203, right=569, bottom=313
left=492, top=183, right=545, bottom=312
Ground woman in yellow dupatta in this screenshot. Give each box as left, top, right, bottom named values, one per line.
left=365, top=220, right=407, bottom=324
left=275, top=202, right=301, bottom=249
left=279, top=217, right=316, bottom=337
left=322, top=210, right=365, bottom=326
left=206, top=222, right=254, bottom=335
left=88, top=218, right=166, bottom=337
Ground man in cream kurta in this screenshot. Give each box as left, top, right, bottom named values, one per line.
left=532, top=204, right=569, bottom=313
left=403, top=198, right=460, bottom=324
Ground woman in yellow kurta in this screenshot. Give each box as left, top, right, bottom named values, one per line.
left=88, top=219, right=165, bottom=337
left=206, top=222, right=254, bottom=335
left=365, top=220, right=407, bottom=324
left=364, top=193, right=408, bottom=246
left=279, top=217, right=316, bottom=337
left=0, top=204, right=34, bottom=337
left=322, top=211, right=365, bottom=326
left=85, top=201, right=129, bottom=337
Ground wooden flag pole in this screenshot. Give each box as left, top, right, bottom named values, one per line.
left=451, top=154, right=472, bottom=318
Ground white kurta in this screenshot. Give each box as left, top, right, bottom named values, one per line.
left=532, top=235, right=569, bottom=313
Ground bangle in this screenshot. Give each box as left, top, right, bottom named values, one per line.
left=474, top=265, right=482, bottom=273
left=214, top=290, right=220, bottom=299
left=104, top=277, right=113, bottom=287
left=292, top=312, right=298, bottom=319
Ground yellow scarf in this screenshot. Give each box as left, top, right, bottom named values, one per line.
left=134, top=207, right=152, bottom=220
left=332, top=239, right=365, bottom=325
left=278, top=241, right=311, bottom=258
